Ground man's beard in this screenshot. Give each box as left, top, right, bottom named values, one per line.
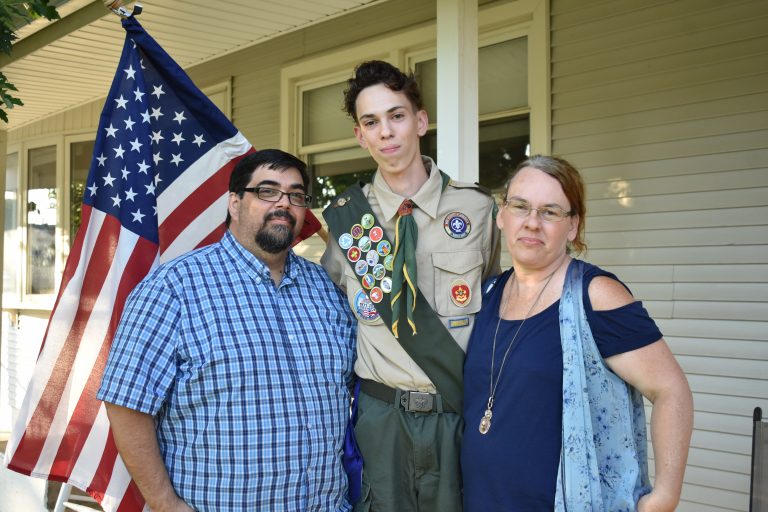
left=255, top=210, right=297, bottom=253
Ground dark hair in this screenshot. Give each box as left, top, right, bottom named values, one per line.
left=343, top=60, right=423, bottom=123
left=226, top=149, right=308, bottom=227
left=504, top=155, right=587, bottom=254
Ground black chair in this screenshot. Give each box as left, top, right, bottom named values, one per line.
left=752, top=407, right=767, bottom=512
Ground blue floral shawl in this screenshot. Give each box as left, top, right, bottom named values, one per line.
left=554, top=259, right=652, bottom=511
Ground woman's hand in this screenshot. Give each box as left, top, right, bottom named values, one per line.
left=637, top=488, right=679, bottom=512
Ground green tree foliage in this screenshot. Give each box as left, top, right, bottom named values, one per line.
left=0, top=0, right=60, bottom=122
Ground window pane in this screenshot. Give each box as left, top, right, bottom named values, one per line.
left=415, top=36, right=528, bottom=120
left=421, top=116, right=529, bottom=191
left=27, top=145, right=57, bottom=295
left=70, top=140, right=94, bottom=242
left=4, top=152, right=19, bottom=298
left=309, top=147, right=375, bottom=209
left=302, top=82, right=350, bottom=146
left=479, top=38, right=527, bottom=114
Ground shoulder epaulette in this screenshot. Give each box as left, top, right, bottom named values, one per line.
left=446, top=179, right=494, bottom=197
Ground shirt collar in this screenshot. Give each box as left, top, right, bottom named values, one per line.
left=221, top=230, right=301, bottom=283
left=372, top=156, right=443, bottom=221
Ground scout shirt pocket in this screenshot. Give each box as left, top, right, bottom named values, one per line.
left=432, top=250, right=483, bottom=317
left=344, top=265, right=385, bottom=326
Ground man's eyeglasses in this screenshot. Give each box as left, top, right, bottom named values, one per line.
left=243, top=187, right=312, bottom=208
left=503, top=199, right=574, bottom=222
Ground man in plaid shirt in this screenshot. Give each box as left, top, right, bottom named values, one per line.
left=98, top=149, right=357, bottom=511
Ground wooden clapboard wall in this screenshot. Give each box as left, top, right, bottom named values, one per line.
left=550, top=0, right=768, bottom=510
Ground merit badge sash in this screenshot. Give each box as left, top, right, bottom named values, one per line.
left=323, top=178, right=465, bottom=413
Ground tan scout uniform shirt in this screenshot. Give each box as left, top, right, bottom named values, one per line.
left=321, top=156, right=501, bottom=393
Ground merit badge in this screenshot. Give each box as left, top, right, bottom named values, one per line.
left=366, top=250, right=379, bottom=266
left=450, top=279, right=471, bottom=307
left=347, top=246, right=361, bottom=262
left=351, top=224, right=364, bottom=239
left=370, top=287, right=384, bottom=303
left=361, top=213, right=375, bottom=230
left=353, top=289, right=380, bottom=324
left=381, top=276, right=392, bottom=293
left=361, top=274, right=375, bottom=290
left=372, top=263, right=386, bottom=280
left=369, top=226, right=383, bottom=243
left=377, top=240, right=392, bottom=256
left=444, top=212, right=471, bottom=239
left=383, top=254, right=394, bottom=271
left=358, top=236, right=372, bottom=252
left=355, top=260, right=369, bottom=276
left=338, top=233, right=354, bottom=250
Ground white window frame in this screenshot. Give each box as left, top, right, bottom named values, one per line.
left=280, top=0, right=550, bottom=160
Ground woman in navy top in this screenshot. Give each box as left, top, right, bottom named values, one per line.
left=461, top=155, right=693, bottom=511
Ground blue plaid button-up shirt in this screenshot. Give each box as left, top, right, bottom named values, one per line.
left=98, top=231, right=356, bottom=511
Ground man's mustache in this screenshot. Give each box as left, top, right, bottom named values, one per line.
left=265, top=209, right=296, bottom=227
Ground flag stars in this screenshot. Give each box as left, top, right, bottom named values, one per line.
left=192, top=134, right=205, bottom=147
left=131, top=209, right=146, bottom=224
left=153, top=152, right=163, bottom=165
left=124, top=65, right=136, bottom=79
left=121, top=166, right=130, bottom=180
left=124, top=116, right=136, bottom=131
left=137, top=160, right=151, bottom=174
left=133, top=87, right=145, bottom=102
left=103, top=173, right=116, bottom=187
left=88, top=183, right=98, bottom=196
left=171, top=132, right=185, bottom=145
left=151, top=85, right=165, bottom=99
left=150, top=107, right=163, bottom=121
left=113, top=145, right=126, bottom=159
left=173, top=111, right=187, bottom=124
left=154, top=174, right=162, bottom=186
left=141, top=110, right=151, bottom=123
left=125, top=188, right=138, bottom=202
left=145, top=182, right=156, bottom=195
left=130, top=138, right=143, bottom=152
left=150, top=130, right=164, bottom=144
left=96, top=153, right=107, bottom=166
left=171, top=153, right=184, bottom=166
left=104, top=124, right=118, bottom=138
left=111, top=194, right=122, bottom=207
left=114, top=95, right=128, bottom=109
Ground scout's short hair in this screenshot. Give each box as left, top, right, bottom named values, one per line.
left=226, top=149, right=308, bottom=227
left=343, top=60, right=424, bottom=123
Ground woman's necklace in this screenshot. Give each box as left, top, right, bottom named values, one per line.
left=479, top=267, right=558, bottom=435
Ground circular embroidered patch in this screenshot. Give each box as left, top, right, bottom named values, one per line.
left=353, top=289, right=380, bottom=324
left=358, top=236, right=372, bottom=252
left=444, top=212, right=471, bottom=239
left=355, top=260, right=369, bottom=276
left=361, top=213, right=375, bottom=229
left=450, top=278, right=471, bottom=307
left=361, top=274, right=375, bottom=290
left=383, top=254, right=394, bottom=271
left=366, top=250, right=379, bottom=267
left=338, top=233, right=354, bottom=250
left=369, top=226, right=383, bottom=243
left=380, top=276, right=392, bottom=293
left=370, top=287, right=384, bottom=303
left=347, top=246, right=361, bottom=262
left=377, top=240, right=391, bottom=256
left=350, top=224, right=364, bottom=239
left=372, top=264, right=386, bottom=280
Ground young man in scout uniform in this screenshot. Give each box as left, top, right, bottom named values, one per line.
left=322, top=60, right=501, bottom=511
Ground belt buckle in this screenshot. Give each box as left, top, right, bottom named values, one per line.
left=403, top=391, right=434, bottom=412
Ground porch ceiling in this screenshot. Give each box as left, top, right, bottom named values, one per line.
left=0, top=0, right=384, bottom=130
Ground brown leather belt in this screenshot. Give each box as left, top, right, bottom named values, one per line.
left=358, top=378, right=456, bottom=414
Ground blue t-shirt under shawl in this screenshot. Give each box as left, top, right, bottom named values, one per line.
left=461, top=262, right=661, bottom=511
left=98, top=231, right=357, bottom=511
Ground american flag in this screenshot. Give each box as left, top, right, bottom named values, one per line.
left=3, top=16, right=319, bottom=511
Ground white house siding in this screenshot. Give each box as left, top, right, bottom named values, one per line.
left=550, top=0, right=768, bottom=510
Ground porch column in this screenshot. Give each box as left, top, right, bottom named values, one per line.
left=435, top=0, right=478, bottom=182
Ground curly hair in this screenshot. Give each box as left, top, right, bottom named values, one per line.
left=342, top=60, right=423, bottom=123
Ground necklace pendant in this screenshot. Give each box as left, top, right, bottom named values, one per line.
left=479, top=408, right=493, bottom=435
